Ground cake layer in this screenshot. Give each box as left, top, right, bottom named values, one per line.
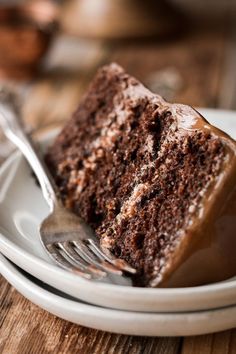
left=46, top=63, right=236, bottom=287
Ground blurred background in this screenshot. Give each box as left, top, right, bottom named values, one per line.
left=0, top=0, right=236, bottom=159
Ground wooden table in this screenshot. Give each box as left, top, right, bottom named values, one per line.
left=0, top=9, right=236, bottom=354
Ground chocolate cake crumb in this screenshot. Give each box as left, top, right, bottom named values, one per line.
left=46, top=63, right=236, bottom=287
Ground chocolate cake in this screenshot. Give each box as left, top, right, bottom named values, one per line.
left=46, top=63, right=236, bottom=287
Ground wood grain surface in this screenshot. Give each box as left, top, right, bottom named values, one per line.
left=0, top=7, right=236, bottom=354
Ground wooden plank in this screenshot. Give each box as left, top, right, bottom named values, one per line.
left=218, top=9, right=236, bottom=109
left=0, top=276, right=180, bottom=354
left=182, top=330, right=236, bottom=354
left=0, top=276, right=14, bottom=329
left=108, top=28, right=226, bottom=108
left=22, top=36, right=109, bottom=131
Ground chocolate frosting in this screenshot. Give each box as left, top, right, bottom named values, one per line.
left=156, top=104, right=236, bottom=287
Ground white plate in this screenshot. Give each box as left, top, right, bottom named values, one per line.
left=1, top=253, right=236, bottom=337
left=0, top=108, right=236, bottom=313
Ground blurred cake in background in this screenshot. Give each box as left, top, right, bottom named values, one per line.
left=0, top=0, right=59, bottom=80
left=61, top=0, right=183, bottom=40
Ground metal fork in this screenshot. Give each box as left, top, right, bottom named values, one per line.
left=0, top=88, right=136, bottom=280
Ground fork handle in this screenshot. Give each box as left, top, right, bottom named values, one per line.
left=0, top=90, right=60, bottom=211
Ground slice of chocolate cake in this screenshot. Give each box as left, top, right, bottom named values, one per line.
left=46, top=63, right=236, bottom=287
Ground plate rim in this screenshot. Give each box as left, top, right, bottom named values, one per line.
left=1, top=252, right=236, bottom=336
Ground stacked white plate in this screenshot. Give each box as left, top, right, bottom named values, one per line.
left=0, top=109, right=236, bottom=336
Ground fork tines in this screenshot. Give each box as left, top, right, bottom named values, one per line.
left=47, top=239, right=136, bottom=280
